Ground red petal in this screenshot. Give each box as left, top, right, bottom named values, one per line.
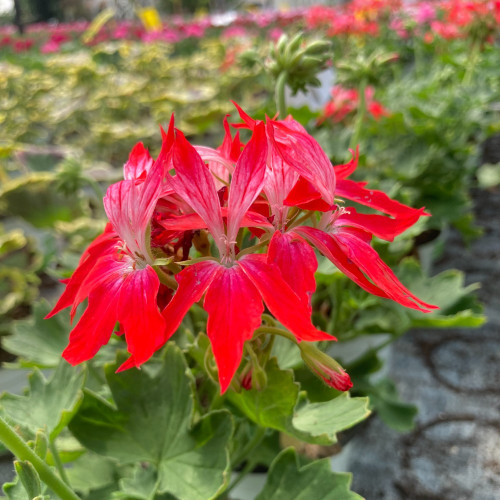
left=336, top=179, right=429, bottom=218
left=123, top=142, right=153, bottom=181
left=169, top=130, right=225, bottom=250
left=238, top=255, right=333, bottom=342
left=227, top=121, right=268, bottom=245
left=204, top=264, right=264, bottom=393
left=284, top=176, right=320, bottom=206
left=238, top=210, right=273, bottom=229
left=116, top=266, right=166, bottom=368
left=337, top=206, right=425, bottom=241
left=71, top=254, right=129, bottom=320
left=221, top=114, right=244, bottom=162
left=162, top=260, right=221, bottom=339
left=159, top=208, right=272, bottom=232
left=46, top=228, right=118, bottom=319
left=294, top=226, right=391, bottom=300
left=160, top=213, right=209, bottom=231
left=283, top=176, right=333, bottom=212
left=155, top=115, right=175, bottom=171
left=335, top=230, right=438, bottom=312
left=268, top=231, right=317, bottom=311
left=333, top=147, right=359, bottom=180
left=232, top=101, right=257, bottom=130
left=62, top=278, right=121, bottom=365
left=268, top=119, right=336, bottom=206
left=104, top=166, right=163, bottom=262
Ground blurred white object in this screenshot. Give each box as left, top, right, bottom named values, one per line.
left=210, top=11, right=238, bottom=27
left=285, top=67, right=336, bottom=111
left=0, top=0, right=13, bottom=15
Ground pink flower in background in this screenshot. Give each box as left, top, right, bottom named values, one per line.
left=221, top=26, right=248, bottom=40
left=112, top=25, right=130, bottom=40
left=40, top=40, right=61, bottom=54
left=0, top=35, right=12, bottom=47
left=414, top=2, right=437, bottom=24
left=268, top=27, right=284, bottom=41
left=13, top=39, right=34, bottom=52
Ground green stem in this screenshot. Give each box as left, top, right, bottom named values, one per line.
left=287, top=210, right=315, bottom=231
left=275, top=71, right=288, bottom=118
left=229, top=425, right=267, bottom=473
left=236, top=239, right=269, bottom=259
left=462, top=38, right=481, bottom=85
left=255, top=326, right=297, bottom=344
left=261, top=313, right=276, bottom=326
left=154, top=267, right=178, bottom=290
left=146, top=477, right=161, bottom=500
left=330, top=278, right=343, bottom=333
left=0, top=416, right=80, bottom=500
left=223, top=458, right=258, bottom=498
left=245, top=343, right=261, bottom=368
left=260, top=334, right=275, bottom=366
left=49, top=439, right=71, bottom=486
left=349, top=79, right=367, bottom=150
left=413, top=39, right=422, bottom=78
left=82, top=175, right=104, bottom=201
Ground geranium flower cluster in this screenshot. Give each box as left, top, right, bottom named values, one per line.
left=319, top=84, right=390, bottom=124
left=47, top=104, right=436, bottom=393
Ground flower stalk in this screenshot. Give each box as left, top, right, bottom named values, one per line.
left=462, top=38, right=481, bottom=85
left=276, top=70, right=288, bottom=117
left=0, top=416, right=80, bottom=500
left=350, top=78, right=367, bottom=150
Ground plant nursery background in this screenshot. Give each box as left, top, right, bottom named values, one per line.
left=0, top=0, right=499, bottom=499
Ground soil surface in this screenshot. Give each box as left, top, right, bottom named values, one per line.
left=341, top=186, right=500, bottom=500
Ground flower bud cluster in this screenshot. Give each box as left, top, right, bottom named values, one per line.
left=267, top=32, right=331, bottom=94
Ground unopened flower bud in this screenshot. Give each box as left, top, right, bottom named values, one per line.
left=240, top=368, right=253, bottom=391
left=34, top=430, right=48, bottom=459
left=300, top=343, right=353, bottom=391
left=251, top=363, right=268, bottom=391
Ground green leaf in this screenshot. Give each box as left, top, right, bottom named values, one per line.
left=286, top=105, right=320, bottom=126
left=291, top=393, right=371, bottom=445
left=227, top=358, right=299, bottom=432
left=3, top=476, right=32, bottom=500
left=3, top=300, right=70, bottom=368
left=0, top=361, right=85, bottom=440
left=65, top=453, right=117, bottom=496
left=69, top=344, right=233, bottom=500
left=270, top=336, right=302, bottom=370
left=397, top=258, right=485, bottom=328
left=292, top=366, right=342, bottom=403
left=366, top=379, right=418, bottom=432
left=228, top=360, right=369, bottom=445
left=114, top=465, right=176, bottom=500
left=255, top=448, right=362, bottom=500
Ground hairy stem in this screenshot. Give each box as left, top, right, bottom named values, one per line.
left=463, top=38, right=480, bottom=85
left=49, top=439, right=71, bottom=486
left=350, top=78, right=367, bottom=150
left=275, top=71, right=288, bottom=118
left=0, top=416, right=80, bottom=500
